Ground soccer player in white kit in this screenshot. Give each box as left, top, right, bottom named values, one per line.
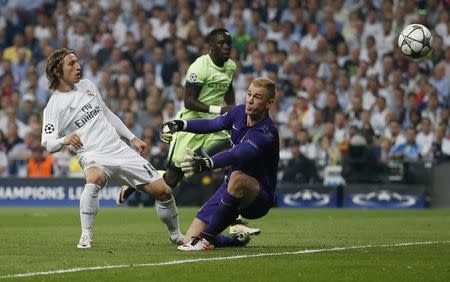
left=41, top=48, right=183, bottom=248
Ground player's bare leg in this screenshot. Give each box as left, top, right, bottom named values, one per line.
left=116, top=168, right=182, bottom=204
left=183, top=218, right=207, bottom=244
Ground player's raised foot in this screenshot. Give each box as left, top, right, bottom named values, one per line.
left=116, top=185, right=134, bottom=205
left=170, top=233, right=185, bottom=245
left=229, top=219, right=261, bottom=236
left=177, top=237, right=214, bottom=251
left=232, top=232, right=251, bottom=246
left=77, top=233, right=92, bottom=249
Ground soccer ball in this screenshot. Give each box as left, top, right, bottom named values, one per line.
left=398, top=24, right=432, bottom=59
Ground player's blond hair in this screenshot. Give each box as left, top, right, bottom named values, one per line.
left=46, top=48, right=74, bottom=90
left=251, top=77, right=276, bottom=99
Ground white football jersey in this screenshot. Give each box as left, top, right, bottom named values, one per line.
left=41, top=79, right=127, bottom=158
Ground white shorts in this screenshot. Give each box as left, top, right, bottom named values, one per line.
left=77, top=145, right=162, bottom=188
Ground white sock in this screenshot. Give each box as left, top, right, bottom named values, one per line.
left=155, top=197, right=181, bottom=236
left=80, top=183, right=101, bottom=235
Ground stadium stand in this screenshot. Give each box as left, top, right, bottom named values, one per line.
left=0, top=0, right=449, bottom=190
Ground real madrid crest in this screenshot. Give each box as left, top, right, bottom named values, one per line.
left=86, top=89, right=95, bottom=96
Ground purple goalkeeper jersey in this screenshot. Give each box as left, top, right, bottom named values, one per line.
left=185, top=105, right=279, bottom=200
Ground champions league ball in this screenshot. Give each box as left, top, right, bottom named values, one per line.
left=398, top=24, right=432, bottom=59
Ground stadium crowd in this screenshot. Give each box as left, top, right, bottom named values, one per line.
left=0, top=0, right=449, bottom=183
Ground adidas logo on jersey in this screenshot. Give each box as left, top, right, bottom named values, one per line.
left=69, top=106, right=75, bottom=112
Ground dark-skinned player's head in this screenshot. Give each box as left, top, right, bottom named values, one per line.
left=207, top=28, right=232, bottom=67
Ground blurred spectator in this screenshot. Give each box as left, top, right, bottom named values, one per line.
left=333, top=112, right=347, bottom=144
left=16, top=93, right=38, bottom=124
left=138, top=95, right=163, bottom=131
left=416, top=117, right=434, bottom=160
left=385, top=120, right=406, bottom=147
left=3, top=34, right=32, bottom=64
left=0, top=147, right=7, bottom=177
left=370, top=95, right=389, bottom=136
left=390, top=127, right=421, bottom=161
left=68, top=155, right=83, bottom=178
left=0, top=106, right=29, bottom=139
left=0, top=130, right=7, bottom=177
left=301, top=22, right=322, bottom=53
left=421, top=92, right=442, bottom=126
left=429, top=63, right=450, bottom=104
left=322, top=93, right=341, bottom=123
left=342, top=134, right=382, bottom=183
left=162, top=100, right=176, bottom=123
left=123, top=111, right=144, bottom=139
left=282, top=128, right=319, bottom=183
left=432, top=124, right=450, bottom=164
left=27, top=146, right=55, bottom=178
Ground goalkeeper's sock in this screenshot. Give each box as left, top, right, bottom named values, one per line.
left=155, top=197, right=181, bottom=237
left=201, top=191, right=240, bottom=241
left=214, top=234, right=242, bottom=247
left=80, top=183, right=101, bottom=233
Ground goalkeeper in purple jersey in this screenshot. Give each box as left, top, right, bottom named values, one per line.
left=160, top=77, right=279, bottom=251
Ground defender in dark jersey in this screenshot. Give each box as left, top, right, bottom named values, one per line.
left=160, top=77, right=279, bottom=251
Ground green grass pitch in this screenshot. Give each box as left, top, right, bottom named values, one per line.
left=0, top=207, right=449, bottom=281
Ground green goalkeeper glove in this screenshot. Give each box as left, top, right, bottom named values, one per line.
left=180, top=148, right=213, bottom=178
left=159, top=120, right=185, bottom=144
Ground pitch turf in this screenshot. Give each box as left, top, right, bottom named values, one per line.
left=0, top=207, right=449, bottom=281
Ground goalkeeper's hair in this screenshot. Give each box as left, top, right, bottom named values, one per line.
left=206, top=28, right=230, bottom=44
left=46, top=48, right=74, bottom=90
left=251, top=77, right=276, bottom=99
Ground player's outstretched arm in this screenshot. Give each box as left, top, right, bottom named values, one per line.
left=159, top=113, right=231, bottom=144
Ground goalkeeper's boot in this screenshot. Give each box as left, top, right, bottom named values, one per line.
left=116, top=185, right=135, bottom=205
left=77, top=232, right=92, bottom=249
left=231, top=232, right=251, bottom=246
left=229, top=219, right=261, bottom=235
left=177, top=237, right=214, bottom=251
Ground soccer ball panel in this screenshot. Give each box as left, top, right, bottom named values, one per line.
left=420, top=45, right=431, bottom=57
left=410, top=41, right=424, bottom=53
left=397, top=34, right=404, bottom=48
left=409, top=28, right=424, bottom=42
left=401, top=25, right=416, bottom=36
left=401, top=44, right=412, bottom=56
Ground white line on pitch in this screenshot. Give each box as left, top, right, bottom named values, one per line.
left=1, top=241, right=448, bottom=279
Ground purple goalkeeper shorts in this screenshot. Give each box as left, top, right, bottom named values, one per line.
left=196, top=181, right=273, bottom=224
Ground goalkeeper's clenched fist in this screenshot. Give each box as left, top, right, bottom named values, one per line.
left=180, top=148, right=213, bottom=178
left=159, top=120, right=186, bottom=143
